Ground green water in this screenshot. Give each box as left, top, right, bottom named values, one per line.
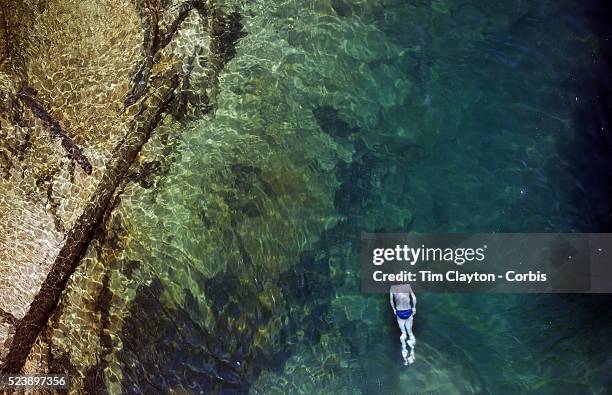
left=66, top=0, right=612, bottom=393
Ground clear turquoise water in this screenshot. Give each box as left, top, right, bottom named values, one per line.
left=88, top=0, right=612, bottom=393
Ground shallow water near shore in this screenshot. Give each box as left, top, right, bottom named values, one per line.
left=42, top=0, right=612, bottom=393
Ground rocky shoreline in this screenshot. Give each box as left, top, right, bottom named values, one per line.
left=0, top=0, right=244, bottom=382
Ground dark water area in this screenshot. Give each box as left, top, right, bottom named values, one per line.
left=561, top=0, right=612, bottom=233
left=61, top=0, right=612, bottom=393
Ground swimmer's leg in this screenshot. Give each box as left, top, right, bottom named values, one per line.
left=404, top=316, right=416, bottom=364
left=397, top=317, right=409, bottom=364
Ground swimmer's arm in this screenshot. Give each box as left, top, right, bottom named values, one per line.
left=389, top=290, right=396, bottom=313
left=410, top=289, right=417, bottom=314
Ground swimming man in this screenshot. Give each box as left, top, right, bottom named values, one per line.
left=390, top=283, right=417, bottom=365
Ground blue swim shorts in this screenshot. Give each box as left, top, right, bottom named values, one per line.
left=396, top=309, right=412, bottom=319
